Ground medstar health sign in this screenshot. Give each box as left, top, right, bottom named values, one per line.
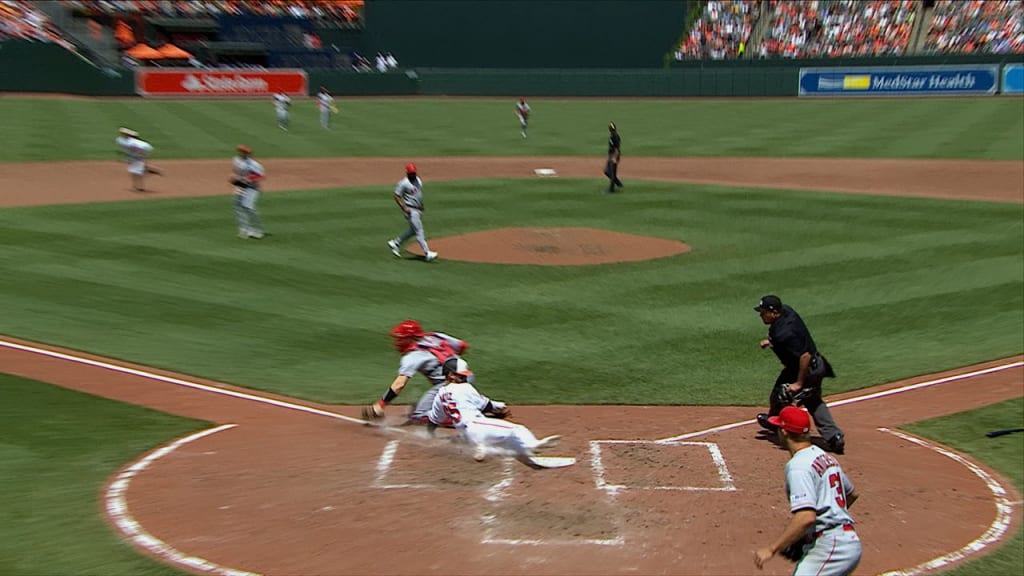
left=799, top=65, right=998, bottom=97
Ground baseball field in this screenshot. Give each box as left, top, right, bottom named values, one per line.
left=0, top=95, right=1022, bottom=575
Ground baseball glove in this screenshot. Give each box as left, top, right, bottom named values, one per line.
left=779, top=541, right=807, bottom=563
left=361, top=403, right=385, bottom=421
left=229, top=176, right=247, bottom=187
left=778, top=385, right=815, bottom=407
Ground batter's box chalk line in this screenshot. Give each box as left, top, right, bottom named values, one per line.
left=590, top=440, right=737, bottom=495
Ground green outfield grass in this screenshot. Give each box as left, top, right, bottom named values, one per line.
left=0, top=178, right=1020, bottom=405
left=0, top=97, right=1022, bottom=162
left=907, top=398, right=1024, bottom=576
left=0, top=372, right=201, bottom=575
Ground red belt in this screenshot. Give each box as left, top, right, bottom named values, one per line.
left=814, top=524, right=855, bottom=540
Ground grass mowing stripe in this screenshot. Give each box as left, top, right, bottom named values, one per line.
left=1, top=98, right=1022, bottom=161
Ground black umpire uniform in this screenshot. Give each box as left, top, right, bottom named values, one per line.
left=754, top=295, right=845, bottom=454
left=604, top=122, right=623, bottom=193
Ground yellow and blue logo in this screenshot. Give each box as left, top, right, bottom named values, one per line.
left=842, top=75, right=871, bottom=90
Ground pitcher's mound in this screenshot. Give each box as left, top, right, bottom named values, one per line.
left=411, top=227, right=691, bottom=265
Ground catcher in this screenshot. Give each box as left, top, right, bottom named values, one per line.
left=427, top=357, right=558, bottom=465
left=754, top=406, right=861, bottom=575
left=514, top=96, right=531, bottom=138
left=361, top=319, right=508, bottom=426
left=230, top=145, right=265, bottom=239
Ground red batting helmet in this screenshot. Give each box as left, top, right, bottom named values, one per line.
left=390, top=319, right=424, bottom=340
left=405, top=163, right=417, bottom=174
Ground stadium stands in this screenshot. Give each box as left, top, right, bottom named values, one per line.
left=675, top=0, right=761, bottom=60
left=762, top=0, right=916, bottom=58
left=68, top=0, right=363, bottom=24
left=923, top=0, right=1023, bottom=54
left=0, top=0, right=79, bottom=53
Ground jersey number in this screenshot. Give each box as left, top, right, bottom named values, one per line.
left=828, top=472, right=847, bottom=509
left=446, top=402, right=461, bottom=424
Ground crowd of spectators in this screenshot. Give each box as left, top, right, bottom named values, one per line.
left=69, top=0, right=363, bottom=24
left=0, top=0, right=78, bottom=52
left=675, top=0, right=760, bottom=60
left=762, top=0, right=916, bottom=58
left=923, top=0, right=1023, bottom=54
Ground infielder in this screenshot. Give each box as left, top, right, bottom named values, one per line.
left=317, top=86, right=336, bottom=129
left=428, top=357, right=558, bottom=465
left=387, top=163, right=438, bottom=261
left=755, top=406, right=861, bottom=576
left=230, top=144, right=265, bottom=239
left=115, top=127, right=161, bottom=192
left=273, top=92, right=291, bottom=130
left=362, top=319, right=508, bottom=424
left=514, top=96, right=531, bottom=138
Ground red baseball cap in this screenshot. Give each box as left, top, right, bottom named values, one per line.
left=405, top=162, right=417, bottom=174
left=768, top=406, right=811, bottom=434
left=237, top=144, right=252, bottom=154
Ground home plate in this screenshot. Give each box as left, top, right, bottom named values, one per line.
left=530, top=456, right=576, bottom=468
left=534, top=168, right=558, bottom=177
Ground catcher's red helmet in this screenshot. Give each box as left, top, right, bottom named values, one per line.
left=390, top=319, right=423, bottom=340
left=405, top=162, right=417, bottom=174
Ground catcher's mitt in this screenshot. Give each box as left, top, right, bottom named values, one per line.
left=778, top=384, right=815, bottom=407
left=779, top=541, right=807, bottom=563
left=361, top=403, right=385, bottom=422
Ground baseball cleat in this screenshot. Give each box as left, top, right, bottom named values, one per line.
left=535, top=435, right=561, bottom=450
left=756, top=413, right=778, bottom=431
left=425, top=250, right=438, bottom=262
left=388, top=239, right=400, bottom=257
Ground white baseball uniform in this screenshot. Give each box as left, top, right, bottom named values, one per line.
left=116, top=135, right=153, bottom=175
left=397, top=332, right=468, bottom=421
left=784, top=445, right=861, bottom=576
left=428, top=381, right=541, bottom=457
left=232, top=155, right=265, bottom=237
left=391, top=175, right=433, bottom=256
left=273, top=93, right=291, bottom=129
left=317, top=91, right=334, bottom=128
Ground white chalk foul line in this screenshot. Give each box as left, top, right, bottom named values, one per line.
left=876, top=428, right=1015, bottom=576
left=657, top=360, right=1024, bottom=443
left=104, top=424, right=258, bottom=576
left=0, top=339, right=373, bottom=427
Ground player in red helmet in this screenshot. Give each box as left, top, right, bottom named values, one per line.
left=387, top=163, right=438, bottom=261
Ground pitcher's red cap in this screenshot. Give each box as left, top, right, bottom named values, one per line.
left=405, top=163, right=417, bottom=174
left=768, top=406, right=811, bottom=434
left=237, top=144, right=252, bottom=154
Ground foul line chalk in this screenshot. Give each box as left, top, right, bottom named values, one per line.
left=876, top=428, right=1015, bottom=576
left=103, top=424, right=258, bottom=576
left=657, top=361, right=1024, bottom=443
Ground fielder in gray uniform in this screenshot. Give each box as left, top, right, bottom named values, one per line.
left=387, top=163, right=438, bottom=261
left=230, top=144, right=265, bottom=239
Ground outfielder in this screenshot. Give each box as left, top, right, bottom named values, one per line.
left=230, top=145, right=265, bottom=239
left=514, top=96, right=531, bottom=138
left=387, top=163, right=438, bottom=261
left=428, top=357, right=558, bottom=465
left=273, top=92, right=291, bottom=130
left=115, top=127, right=161, bottom=192
left=755, top=406, right=861, bottom=576
left=317, top=86, right=336, bottom=129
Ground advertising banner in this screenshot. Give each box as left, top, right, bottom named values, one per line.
left=1002, top=63, right=1024, bottom=95
left=799, top=65, right=998, bottom=97
left=135, top=68, right=307, bottom=97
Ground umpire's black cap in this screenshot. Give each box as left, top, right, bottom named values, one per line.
left=754, top=295, right=783, bottom=312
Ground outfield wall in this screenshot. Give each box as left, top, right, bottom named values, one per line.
left=1, top=41, right=1021, bottom=97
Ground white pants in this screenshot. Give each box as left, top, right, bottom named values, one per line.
left=795, top=529, right=861, bottom=576
left=128, top=160, right=146, bottom=175
left=461, top=415, right=540, bottom=456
